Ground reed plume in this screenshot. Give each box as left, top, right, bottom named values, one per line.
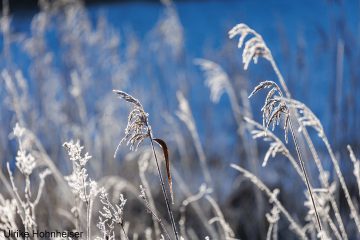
left=113, top=90, right=179, bottom=240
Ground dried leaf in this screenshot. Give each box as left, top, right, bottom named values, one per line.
left=154, top=138, right=174, bottom=204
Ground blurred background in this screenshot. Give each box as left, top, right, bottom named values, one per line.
left=0, top=0, right=359, bottom=239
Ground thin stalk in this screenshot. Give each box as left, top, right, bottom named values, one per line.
left=266, top=223, right=274, bottom=240
left=325, top=214, right=342, bottom=240
left=120, top=224, right=130, bottom=240
left=348, top=145, right=360, bottom=199
left=86, top=198, right=90, bottom=240
left=172, top=168, right=218, bottom=238
left=250, top=118, right=345, bottom=238
left=289, top=120, right=322, bottom=231
left=81, top=172, right=90, bottom=240
left=322, top=137, right=360, bottom=231
left=143, top=200, right=173, bottom=240
left=74, top=196, right=80, bottom=231
left=148, top=129, right=179, bottom=240
left=270, top=58, right=347, bottom=239
left=304, top=129, right=347, bottom=239
left=273, top=221, right=278, bottom=240
left=269, top=59, right=291, bottom=98
left=7, top=163, right=26, bottom=227
left=269, top=56, right=323, bottom=233
left=231, top=164, right=308, bottom=240
left=205, top=195, right=235, bottom=239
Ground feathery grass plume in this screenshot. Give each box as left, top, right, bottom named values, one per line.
left=228, top=23, right=290, bottom=95
left=96, top=187, right=128, bottom=240
left=246, top=118, right=344, bottom=239
left=230, top=23, right=322, bottom=233
left=230, top=22, right=349, bottom=238
left=113, top=90, right=149, bottom=156
left=194, top=58, right=257, bottom=142
left=248, top=81, right=290, bottom=143
left=277, top=101, right=347, bottom=238
left=194, top=57, right=256, bottom=148
left=113, top=90, right=179, bottom=240
left=157, top=1, right=184, bottom=58
left=194, top=58, right=232, bottom=103
left=284, top=98, right=360, bottom=231
left=347, top=145, right=360, bottom=198
left=113, top=90, right=174, bottom=202
left=63, top=140, right=98, bottom=240
left=246, top=115, right=344, bottom=236
left=265, top=206, right=280, bottom=240
left=231, top=164, right=307, bottom=240
left=228, top=23, right=272, bottom=70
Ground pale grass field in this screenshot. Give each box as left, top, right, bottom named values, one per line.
left=0, top=1, right=359, bottom=239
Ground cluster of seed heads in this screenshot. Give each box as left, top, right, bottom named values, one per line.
left=228, top=23, right=272, bottom=70
left=113, top=90, right=150, bottom=157
left=194, top=58, right=231, bottom=103
left=63, top=140, right=97, bottom=202
left=96, top=187, right=127, bottom=240
left=249, top=80, right=290, bottom=143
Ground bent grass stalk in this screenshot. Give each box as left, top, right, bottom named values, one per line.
left=205, top=195, right=235, bottom=239
left=322, top=137, right=360, bottom=231
left=172, top=168, right=218, bottom=239
left=113, top=90, right=179, bottom=240
left=270, top=52, right=348, bottom=239
left=288, top=119, right=322, bottom=232
left=231, top=164, right=307, bottom=240
left=247, top=117, right=345, bottom=238
left=229, top=23, right=323, bottom=232
left=176, top=91, right=212, bottom=187
left=286, top=97, right=360, bottom=234
left=179, top=184, right=213, bottom=239
left=266, top=34, right=327, bottom=234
